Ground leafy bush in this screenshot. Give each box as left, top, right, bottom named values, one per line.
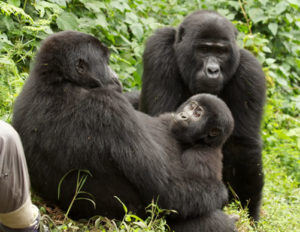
left=0, top=0, right=299, bottom=231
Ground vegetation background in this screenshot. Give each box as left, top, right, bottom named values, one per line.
left=0, top=0, right=299, bottom=231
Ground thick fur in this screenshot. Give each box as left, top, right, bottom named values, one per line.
left=123, top=90, right=140, bottom=109
left=169, top=94, right=234, bottom=182
left=13, top=31, right=236, bottom=231
left=140, top=10, right=266, bottom=221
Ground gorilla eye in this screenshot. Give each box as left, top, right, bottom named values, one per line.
left=209, top=128, right=221, bottom=137
left=190, top=101, right=198, bottom=110
left=194, top=109, right=202, bottom=118
left=198, top=45, right=210, bottom=53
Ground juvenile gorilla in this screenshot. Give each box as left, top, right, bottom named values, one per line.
left=166, top=94, right=240, bottom=230
left=148, top=93, right=237, bottom=231
left=169, top=94, right=234, bottom=182
left=13, top=31, right=236, bottom=231
left=140, top=10, right=266, bottom=220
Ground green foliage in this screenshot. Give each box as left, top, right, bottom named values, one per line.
left=0, top=59, right=26, bottom=122
left=0, top=0, right=299, bottom=231
left=57, top=169, right=95, bottom=220
left=0, top=0, right=299, bottom=97
left=39, top=198, right=174, bottom=231
left=263, top=93, right=300, bottom=181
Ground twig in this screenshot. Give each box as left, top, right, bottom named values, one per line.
left=238, top=0, right=252, bottom=34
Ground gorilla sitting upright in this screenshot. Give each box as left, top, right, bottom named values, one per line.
left=140, top=10, right=266, bottom=221
left=13, top=31, right=236, bottom=231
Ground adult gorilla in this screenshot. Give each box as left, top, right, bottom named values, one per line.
left=140, top=10, right=266, bottom=221
left=13, top=31, right=236, bottom=231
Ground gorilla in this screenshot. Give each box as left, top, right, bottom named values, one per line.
left=142, top=93, right=237, bottom=231
left=140, top=10, right=266, bottom=221
left=169, top=94, right=234, bottom=182
left=13, top=31, right=236, bottom=231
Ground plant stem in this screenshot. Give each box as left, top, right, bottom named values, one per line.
left=238, top=0, right=252, bottom=34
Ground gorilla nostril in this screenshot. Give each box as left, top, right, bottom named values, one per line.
left=207, top=66, right=220, bottom=75
left=179, top=112, right=188, bottom=120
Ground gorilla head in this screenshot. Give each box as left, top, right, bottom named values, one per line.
left=174, top=10, right=240, bottom=94
left=33, top=31, right=120, bottom=90
left=170, top=94, right=234, bottom=147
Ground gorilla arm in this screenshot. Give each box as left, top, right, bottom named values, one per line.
left=220, top=49, right=266, bottom=220
left=221, top=49, right=266, bottom=139
left=140, top=28, right=187, bottom=116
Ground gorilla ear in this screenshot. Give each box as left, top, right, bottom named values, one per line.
left=176, top=26, right=185, bottom=43
left=209, top=128, right=221, bottom=137
left=76, top=58, right=88, bottom=74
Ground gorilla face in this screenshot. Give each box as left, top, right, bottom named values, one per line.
left=171, top=94, right=234, bottom=147
left=171, top=100, right=206, bottom=145
left=174, top=11, right=240, bottom=95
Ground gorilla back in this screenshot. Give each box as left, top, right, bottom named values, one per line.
left=12, top=31, right=146, bottom=219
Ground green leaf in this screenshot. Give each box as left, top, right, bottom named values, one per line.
left=295, top=58, right=300, bottom=69
left=7, top=0, right=20, bottom=7
left=0, top=33, right=13, bottom=47
left=56, top=12, right=79, bottom=30
left=263, top=46, right=272, bottom=53
left=57, top=168, right=77, bottom=199
left=0, top=57, right=13, bottom=65
left=285, top=13, right=293, bottom=24
left=266, top=58, right=276, bottom=65
left=288, top=0, right=300, bottom=8
left=276, top=77, right=288, bottom=87
left=114, top=196, right=128, bottom=214
left=268, top=23, right=278, bottom=36
left=125, top=12, right=138, bottom=24
left=48, top=0, right=67, bottom=7
left=228, top=1, right=240, bottom=10
left=75, top=197, right=96, bottom=209
left=83, top=1, right=106, bottom=13
left=275, top=2, right=288, bottom=15
left=95, top=14, right=108, bottom=28
left=130, top=23, right=144, bottom=40
left=35, top=1, right=63, bottom=15
left=110, top=0, right=130, bottom=12
left=287, top=128, right=300, bottom=138
left=248, top=8, right=267, bottom=23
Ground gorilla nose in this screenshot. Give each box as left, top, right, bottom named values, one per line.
left=178, top=112, right=189, bottom=120
left=206, top=64, right=220, bottom=78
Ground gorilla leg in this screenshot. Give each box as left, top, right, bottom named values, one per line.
left=169, top=210, right=237, bottom=232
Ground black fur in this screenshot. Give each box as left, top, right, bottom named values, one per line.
left=140, top=10, right=266, bottom=221
left=123, top=90, right=140, bottom=109
left=169, top=94, right=234, bottom=182
left=162, top=94, right=237, bottom=232
left=13, top=31, right=236, bottom=231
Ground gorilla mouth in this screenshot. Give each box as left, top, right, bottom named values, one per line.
left=191, top=72, right=223, bottom=95
left=192, top=82, right=221, bottom=95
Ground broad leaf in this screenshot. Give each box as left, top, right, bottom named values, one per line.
left=56, top=12, right=79, bottom=30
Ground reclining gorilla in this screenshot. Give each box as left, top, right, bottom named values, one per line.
left=13, top=31, right=236, bottom=231
left=170, top=94, right=234, bottom=182
left=140, top=10, right=266, bottom=221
